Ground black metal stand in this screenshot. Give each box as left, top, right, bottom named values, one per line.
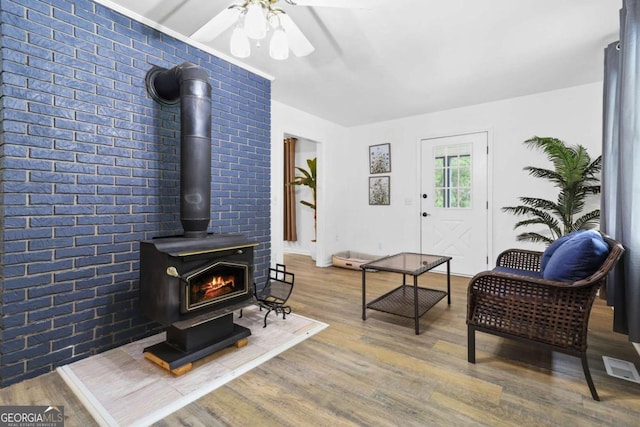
left=257, top=303, right=292, bottom=328
left=143, top=313, right=251, bottom=373
left=362, top=254, right=451, bottom=335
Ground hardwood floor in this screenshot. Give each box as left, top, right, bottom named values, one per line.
left=2, top=253, right=640, bottom=426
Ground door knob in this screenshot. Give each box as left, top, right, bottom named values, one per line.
left=422, top=212, right=431, bottom=217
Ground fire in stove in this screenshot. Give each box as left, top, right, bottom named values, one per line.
left=184, top=261, right=248, bottom=312
left=190, top=275, right=235, bottom=303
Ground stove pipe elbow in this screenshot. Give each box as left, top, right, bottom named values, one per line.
left=146, top=62, right=212, bottom=238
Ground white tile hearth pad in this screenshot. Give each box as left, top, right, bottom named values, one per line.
left=57, top=306, right=328, bottom=427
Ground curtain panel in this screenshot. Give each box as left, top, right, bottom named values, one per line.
left=602, top=0, right=640, bottom=341
left=284, top=137, right=298, bottom=241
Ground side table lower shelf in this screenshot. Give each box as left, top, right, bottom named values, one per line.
left=366, top=285, right=447, bottom=319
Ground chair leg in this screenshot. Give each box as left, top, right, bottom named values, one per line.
left=580, top=353, right=600, bottom=401
left=468, top=325, right=476, bottom=363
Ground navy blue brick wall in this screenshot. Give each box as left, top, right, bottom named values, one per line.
left=0, top=0, right=271, bottom=386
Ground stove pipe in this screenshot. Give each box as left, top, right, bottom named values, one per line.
left=145, top=62, right=212, bottom=238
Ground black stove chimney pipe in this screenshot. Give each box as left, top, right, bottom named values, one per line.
left=145, top=62, right=212, bottom=238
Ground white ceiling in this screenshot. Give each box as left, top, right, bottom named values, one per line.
left=104, top=0, right=621, bottom=127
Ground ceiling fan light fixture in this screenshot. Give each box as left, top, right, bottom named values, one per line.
left=244, top=1, right=267, bottom=40
left=269, top=26, right=289, bottom=60
left=195, top=0, right=318, bottom=60
left=230, top=26, right=251, bottom=58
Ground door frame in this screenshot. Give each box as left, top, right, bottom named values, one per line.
left=416, top=128, right=494, bottom=275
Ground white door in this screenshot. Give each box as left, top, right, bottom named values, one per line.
left=420, top=132, right=489, bottom=276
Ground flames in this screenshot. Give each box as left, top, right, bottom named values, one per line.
left=191, top=275, right=235, bottom=303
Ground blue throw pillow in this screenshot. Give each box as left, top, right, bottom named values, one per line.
left=541, top=230, right=586, bottom=273
left=542, top=230, right=609, bottom=282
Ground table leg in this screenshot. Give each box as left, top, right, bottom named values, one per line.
left=413, top=275, right=419, bottom=335
left=362, top=268, right=366, bottom=320
left=447, top=259, right=451, bottom=305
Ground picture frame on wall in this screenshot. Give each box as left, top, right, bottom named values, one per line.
left=369, top=143, right=391, bottom=174
left=369, top=176, right=390, bottom=205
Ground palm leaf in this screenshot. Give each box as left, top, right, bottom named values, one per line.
left=502, top=206, right=562, bottom=237
left=513, top=217, right=558, bottom=228
left=583, top=156, right=602, bottom=177
left=572, top=209, right=601, bottom=230
left=525, top=137, right=574, bottom=175
left=515, top=216, right=561, bottom=239
left=291, top=167, right=313, bottom=186
left=515, top=232, right=555, bottom=245
left=300, top=200, right=316, bottom=210
left=524, top=167, right=565, bottom=185
left=503, top=205, right=555, bottom=222
left=582, top=185, right=601, bottom=194
left=517, top=197, right=558, bottom=212
left=502, top=205, right=541, bottom=218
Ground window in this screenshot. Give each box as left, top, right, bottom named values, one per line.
left=434, top=144, right=472, bottom=208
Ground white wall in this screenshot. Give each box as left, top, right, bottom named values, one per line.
left=339, top=82, right=604, bottom=265
left=271, top=100, right=348, bottom=267
left=271, top=82, right=604, bottom=270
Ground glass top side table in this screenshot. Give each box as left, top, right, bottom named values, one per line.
left=361, top=252, right=452, bottom=335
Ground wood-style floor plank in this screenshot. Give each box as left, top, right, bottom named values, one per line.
left=1, top=253, right=640, bottom=426
left=0, top=373, right=95, bottom=427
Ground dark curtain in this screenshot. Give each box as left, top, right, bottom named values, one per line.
left=602, top=0, right=640, bottom=341
left=284, top=137, right=298, bottom=241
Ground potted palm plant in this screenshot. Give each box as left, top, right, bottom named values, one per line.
left=502, top=136, right=601, bottom=244
left=290, top=157, right=317, bottom=243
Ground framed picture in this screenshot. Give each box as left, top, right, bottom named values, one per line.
left=369, top=176, right=390, bottom=205
left=369, top=143, right=391, bottom=174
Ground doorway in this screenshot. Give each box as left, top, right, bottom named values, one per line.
left=283, top=137, right=318, bottom=259
left=419, top=132, right=489, bottom=276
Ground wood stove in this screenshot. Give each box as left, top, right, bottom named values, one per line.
left=139, top=234, right=257, bottom=372
left=139, top=62, right=258, bottom=373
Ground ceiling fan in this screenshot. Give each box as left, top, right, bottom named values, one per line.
left=190, top=0, right=369, bottom=60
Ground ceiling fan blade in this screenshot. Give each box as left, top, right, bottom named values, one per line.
left=190, top=7, right=241, bottom=43
left=289, top=0, right=371, bottom=8
left=280, top=14, right=315, bottom=57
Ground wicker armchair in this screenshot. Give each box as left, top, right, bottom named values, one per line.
left=467, top=233, right=624, bottom=401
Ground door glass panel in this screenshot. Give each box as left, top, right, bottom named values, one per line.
left=460, top=188, right=471, bottom=208
left=459, top=158, right=471, bottom=186
left=434, top=189, right=444, bottom=208
left=450, top=168, right=459, bottom=186
left=433, top=144, right=472, bottom=209
left=434, top=166, right=445, bottom=187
